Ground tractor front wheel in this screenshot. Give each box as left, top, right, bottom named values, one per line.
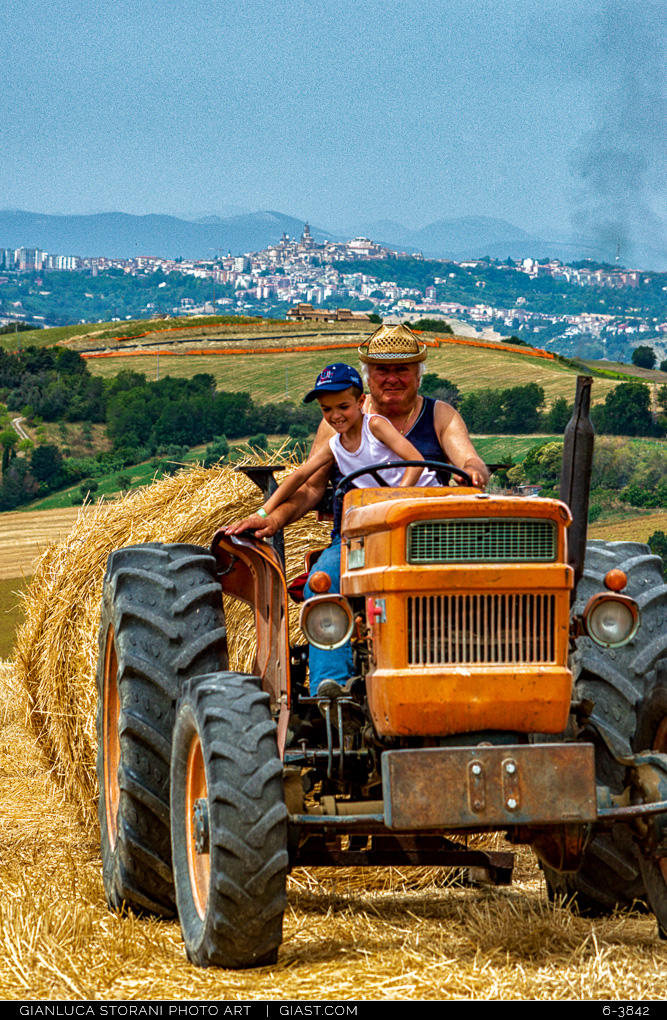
left=171, top=671, right=289, bottom=968
left=96, top=543, right=228, bottom=917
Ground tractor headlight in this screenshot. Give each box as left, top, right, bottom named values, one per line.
left=583, top=593, right=639, bottom=648
left=299, top=595, right=354, bottom=650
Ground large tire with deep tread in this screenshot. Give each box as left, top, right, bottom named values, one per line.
left=635, top=670, right=667, bottom=937
left=96, top=542, right=228, bottom=918
left=171, top=671, right=289, bottom=968
left=543, top=540, right=667, bottom=914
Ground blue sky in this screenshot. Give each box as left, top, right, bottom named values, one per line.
left=1, top=0, right=665, bottom=254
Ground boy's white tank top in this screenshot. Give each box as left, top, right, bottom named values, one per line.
left=329, top=413, right=438, bottom=488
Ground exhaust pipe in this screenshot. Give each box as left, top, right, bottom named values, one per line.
left=560, top=376, right=594, bottom=590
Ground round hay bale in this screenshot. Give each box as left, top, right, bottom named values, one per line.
left=14, top=463, right=330, bottom=828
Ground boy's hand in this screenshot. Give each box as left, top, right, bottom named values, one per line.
left=222, top=513, right=278, bottom=539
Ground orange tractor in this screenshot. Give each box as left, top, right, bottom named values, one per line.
left=97, top=377, right=667, bottom=967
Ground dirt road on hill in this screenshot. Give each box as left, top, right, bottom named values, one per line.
left=0, top=507, right=88, bottom=580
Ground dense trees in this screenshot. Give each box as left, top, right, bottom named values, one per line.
left=203, top=436, right=230, bottom=467
left=0, top=458, right=38, bottom=510
left=0, top=345, right=106, bottom=422
left=420, top=373, right=461, bottom=407
left=0, top=345, right=321, bottom=509
left=594, top=382, right=659, bottom=437
left=31, top=444, right=64, bottom=486
left=632, top=345, right=657, bottom=369
left=648, top=531, right=667, bottom=560
left=438, top=378, right=662, bottom=439
left=523, top=442, right=562, bottom=486
left=0, top=321, right=34, bottom=335
left=517, top=436, right=667, bottom=516
left=459, top=383, right=545, bottom=434
left=545, top=396, right=572, bottom=432
left=408, top=319, right=454, bottom=335
left=104, top=374, right=295, bottom=457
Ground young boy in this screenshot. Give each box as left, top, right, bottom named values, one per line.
left=251, top=362, right=438, bottom=521
left=224, top=363, right=439, bottom=698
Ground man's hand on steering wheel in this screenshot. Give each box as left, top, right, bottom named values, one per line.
left=461, top=465, right=487, bottom=488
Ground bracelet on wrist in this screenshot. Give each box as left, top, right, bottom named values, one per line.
left=257, top=507, right=268, bottom=519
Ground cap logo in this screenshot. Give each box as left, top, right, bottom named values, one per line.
left=317, top=367, right=335, bottom=386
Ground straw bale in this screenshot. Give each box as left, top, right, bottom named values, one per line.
left=13, top=461, right=330, bottom=827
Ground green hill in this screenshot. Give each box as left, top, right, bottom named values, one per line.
left=84, top=338, right=620, bottom=408
left=2, top=316, right=647, bottom=409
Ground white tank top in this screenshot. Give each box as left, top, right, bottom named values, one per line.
left=329, top=414, right=439, bottom=488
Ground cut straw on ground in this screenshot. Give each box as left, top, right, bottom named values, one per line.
left=0, top=669, right=664, bottom=1001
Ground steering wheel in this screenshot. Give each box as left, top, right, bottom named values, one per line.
left=334, top=459, right=473, bottom=498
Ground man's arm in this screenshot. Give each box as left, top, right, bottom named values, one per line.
left=224, top=416, right=336, bottom=538
left=368, top=415, right=427, bottom=487
left=434, top=402, right=490, bottom=488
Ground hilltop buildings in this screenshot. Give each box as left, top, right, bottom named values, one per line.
left=1, top=228, right=665, bottom=358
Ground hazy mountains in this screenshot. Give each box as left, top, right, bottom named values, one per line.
left=0, top=209, right=322, bottom=261
left=359, top=216, right=544, bottom=261
left=0, top=208, right=659, bottom=268
left=359, top=216, right=664, bottom=267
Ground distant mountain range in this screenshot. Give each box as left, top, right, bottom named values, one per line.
left=0, top=208, right=662, bottom=269
left=0, top=210, right=327, bottom=262
left=358, top=217, right=666, bottom=268
left=358, top=216, right=542, bottom=261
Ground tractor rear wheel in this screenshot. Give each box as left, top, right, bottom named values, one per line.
left=543, top=540, right=667, bottom=914
left=171, top=671, right=289, bottom=968
left=96, top=543, right=228, bottom=917
left=635, top=671, right=667, bottom=937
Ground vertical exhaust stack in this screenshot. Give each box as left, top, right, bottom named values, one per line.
left=560, top=376, right=594, bottom=589
left=234, top=465, right=286, bottom=568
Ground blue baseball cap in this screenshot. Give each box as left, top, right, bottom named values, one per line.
left=303, top=363, right=364, bottom=403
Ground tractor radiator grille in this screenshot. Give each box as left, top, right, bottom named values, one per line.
left=407, top=593, right=556, bottom=665
left=408, top=519, right=556, bottom=563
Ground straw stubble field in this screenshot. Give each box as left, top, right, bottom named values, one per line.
left=85, top=342, right=619, bottom=409
left=1, top=467, right=667, bottom=999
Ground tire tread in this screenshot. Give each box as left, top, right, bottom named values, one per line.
left=171, top=671, right=288, bottom=968
left=96, top=543, right=228, bottom=918
left=543, top=539, right=667, bottom=914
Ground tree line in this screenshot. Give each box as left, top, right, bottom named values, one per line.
left=449, top=377, right=666, bottom=439
left=501, top=435, right=667, bottom=522
left=0, top=347, right=321, bottom=511
left=2, top=345, right=667, bottom=512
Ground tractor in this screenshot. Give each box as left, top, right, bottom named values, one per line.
left=96, top=376, right=667, bottom=968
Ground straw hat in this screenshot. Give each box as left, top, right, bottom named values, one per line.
left=357, top=323, right=427, bottom=364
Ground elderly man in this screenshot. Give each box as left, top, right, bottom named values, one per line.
left=228, top=323, right=489, bottom=694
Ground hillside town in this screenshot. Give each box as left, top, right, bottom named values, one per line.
left=2, top=225, right=666, bottom=358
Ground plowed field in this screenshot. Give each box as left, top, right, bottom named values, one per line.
left=0, top=507, right=90, bottom=581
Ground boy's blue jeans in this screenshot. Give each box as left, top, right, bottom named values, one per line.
left=303, top=535, right=355, bottom=694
